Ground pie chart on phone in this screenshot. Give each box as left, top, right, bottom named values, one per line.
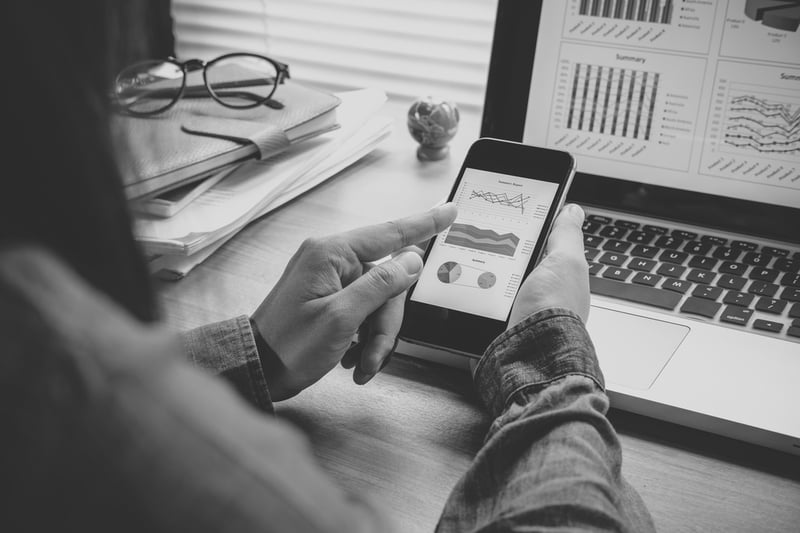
left=437, top=261, right=462, bottom=283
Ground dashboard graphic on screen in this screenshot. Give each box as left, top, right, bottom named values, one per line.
left=524, top=0, right=800, bottom=209
left=410, top=168, right=558, bottom=321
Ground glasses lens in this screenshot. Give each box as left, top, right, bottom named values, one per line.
left=206, top=55, right=280, bottom=108
left=115, top=61, right=183, bottom=114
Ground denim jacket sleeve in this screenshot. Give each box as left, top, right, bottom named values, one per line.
left=182, top=316, right=273, bottom=414
left=436, top=308, right=655, bottom=533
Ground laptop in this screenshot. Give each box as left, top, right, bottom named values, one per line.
left=399, top=0, right=800, bottom=456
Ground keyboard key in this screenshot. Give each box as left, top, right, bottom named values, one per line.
left=684, top=241, right=712, bottom=255
left=795, top=319, right=800, bottom=327
left=626, top=231, right=655, bottom=245
left=749, top=268, right=779, bottom=283
left=731, top=240, right=758, bottom=251
left=681, top=297, right=721, bottom=318
left=663, top=278, right=691, bottom=294
left=584, top=234, right=603, bottom=248
left=713, top=246, right=742, bottom=261
left=742, top=252, right=771, bottom=267
left=788, top=327, right=800, bottom=339
left=762, top=247, right=789, bottom=257
left=721, top=306, right=754, bottom=326
left=582, top=220, right=601, bottom=234
left=643, top=224, right=668, bottom=235
left=629, top=258, right=657, bottom=272
left=719, top=261, right=747, bottom=276
left=599, top=252, right=628, bottom=267
left=590, top=277, right=681, bottom=310
left=630, top=245, right=660, bottom=259
left=791, top=303, right=800, bottom=319
left=724, top=291, right=755, bottom=307
left=748, top=281, right=779, bottom=297
left=687, top=269, right=717, bottom=284
left=780, top=273, right=800, bottom=288
left=774, top=258, right=800, bottom=273
left=614, top=219, right=640, bottom=230
left=660, top=250, right=688, bottom=265
left=599, top=226, right=627, bottom=239
left=672, top=229, right=698, bottom=240
left=688, top=256, right=718, bottom=271
left=587, top=214, right=612, bottom=224
left=657, top=264, right=686, bottom=278
left=588, top=262, right=603, bottom=276
left=755, top=298, right=787, bottom=314
left=780, top=288, right=800, bottom=302
left=632, top=272, right=662, bottom=287
left=603, top=267, right=633, bottom=282
left=585, top=248, right=601, bottom=262
left=718, top=275, right=746, bottom=291
left=701, top=235, right=727, bottom=246
left=602, top=239, right=633, bottom=253
left=692, top=285, right=723, bottom=301
left=655, top=235, right=684, bottom=249
left=753, top=319, right=784, bottom=333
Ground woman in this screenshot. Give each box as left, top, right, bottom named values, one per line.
left=0, top=1, right=654, bottom=531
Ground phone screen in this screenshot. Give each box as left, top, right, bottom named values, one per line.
left=410, top=167, right=559, bottom=321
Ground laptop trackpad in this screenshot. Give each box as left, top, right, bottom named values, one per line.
left=586, top=306, right=689, bottom=390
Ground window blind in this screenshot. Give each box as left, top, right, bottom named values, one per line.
left=172, top=0, right=498, bottom=109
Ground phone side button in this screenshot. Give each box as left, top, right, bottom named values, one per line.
left=590, top=277, right=682, bottom=311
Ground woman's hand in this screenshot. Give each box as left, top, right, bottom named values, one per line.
left=507, top=204, right=590, bottom=328
left=252, top=204, right=457, bottom=401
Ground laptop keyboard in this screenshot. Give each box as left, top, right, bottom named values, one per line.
left=582, top=210, right=800, bottom=343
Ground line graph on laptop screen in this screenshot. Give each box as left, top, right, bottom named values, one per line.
left=701, top=61, right=800, bottom=188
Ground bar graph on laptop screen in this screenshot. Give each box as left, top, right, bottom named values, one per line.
left=524, top=0, right=800, bottom=209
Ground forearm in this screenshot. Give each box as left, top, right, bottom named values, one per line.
left=437, top=309, right=654, bottom=532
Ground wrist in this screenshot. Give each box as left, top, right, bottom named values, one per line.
left=474, top=308, right=603, bottom=418
left=248, top=317, right=298, bottom=401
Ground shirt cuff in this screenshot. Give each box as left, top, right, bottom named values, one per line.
left=182, top=315, right=273, bottom=413
left=473, top=308, right=604, bottom=419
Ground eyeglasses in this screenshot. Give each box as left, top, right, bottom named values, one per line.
left=114, top=53, right=291, bottom=116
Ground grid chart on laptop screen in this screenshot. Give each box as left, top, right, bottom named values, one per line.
left=523, top=0, right=800, bottom=210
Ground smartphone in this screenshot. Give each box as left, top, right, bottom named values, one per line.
left=400, top=138, right=575, bottom=357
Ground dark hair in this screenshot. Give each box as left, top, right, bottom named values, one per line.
left=0, top=1, right=175, bottom=323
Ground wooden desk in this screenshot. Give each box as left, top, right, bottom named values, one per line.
left=156, top=100, right=800, bottom=532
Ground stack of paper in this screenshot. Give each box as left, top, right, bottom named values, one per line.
left=137, top=88, right=391, bottom=279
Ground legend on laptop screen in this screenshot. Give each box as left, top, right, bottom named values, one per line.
left=524, top=0, right=800, bottom=209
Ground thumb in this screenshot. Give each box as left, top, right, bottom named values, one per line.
left=337, top=251, right=423, bottom=322
left=545, top=203, right=585, bottom=259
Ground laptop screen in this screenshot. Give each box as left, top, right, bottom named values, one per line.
left=482, top=0, right=800, bottom=242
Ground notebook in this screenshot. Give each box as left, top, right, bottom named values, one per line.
left=114, top=74, right=340, bottom=200
left=405, top=0, right=800, bottom=456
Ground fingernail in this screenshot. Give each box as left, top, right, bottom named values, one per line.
left=567, top=203, right=584, bottom=221
left=395, top=251, right=423, bottom=275
left=353, top=368, right=374, bottom=385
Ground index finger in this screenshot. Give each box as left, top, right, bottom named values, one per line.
left=342, top=203, right=457, bottom=261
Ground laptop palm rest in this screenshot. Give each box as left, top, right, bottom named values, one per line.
left=587, top=306, right=689, bottom=390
